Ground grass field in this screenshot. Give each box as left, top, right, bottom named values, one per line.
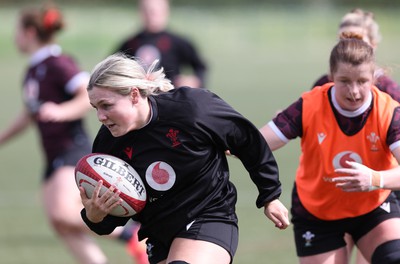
left=1, top=3, right=400, bottom=263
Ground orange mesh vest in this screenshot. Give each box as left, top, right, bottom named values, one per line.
left=297, top=83, right=398, bottom=220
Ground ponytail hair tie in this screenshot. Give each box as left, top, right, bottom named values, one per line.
left=43, top=9, right=60, bottom=30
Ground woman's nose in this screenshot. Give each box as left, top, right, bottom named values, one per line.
left=97, top=110, right=107, bottom=122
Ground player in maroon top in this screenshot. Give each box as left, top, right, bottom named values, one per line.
left=310, top=9, right=400, bottom=263
left=260, top=34, right=400, bottom=264
left=0, top=5, right=128, bottom=264
left=114, top=0, right=207, bottom=89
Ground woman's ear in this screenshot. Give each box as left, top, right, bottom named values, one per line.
left=130, top=87, right=140, bottom=104
left=25, top=24, right=39, bottom=38
left=327, top=74, right=333, bottom=82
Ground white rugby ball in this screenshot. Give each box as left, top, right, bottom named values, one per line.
left=75, top=153, right=146, bottom=217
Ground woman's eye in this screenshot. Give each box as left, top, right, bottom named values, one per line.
left=101, top=104, right=111, bottom=110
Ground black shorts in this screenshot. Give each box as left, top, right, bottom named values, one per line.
left=145, top=218, right=239, bottom=264
left=43, top=143, right=91, bottom=181
left=292, top=192, right=400, bottom=257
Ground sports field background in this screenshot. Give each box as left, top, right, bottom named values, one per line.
left=1, top=3, right=400, bottom=263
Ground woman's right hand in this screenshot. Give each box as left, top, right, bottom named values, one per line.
left=79, top=180, right=122, bottom=223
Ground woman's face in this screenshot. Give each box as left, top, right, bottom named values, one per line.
left=89, top=87, right=142, bottom=137
left=332, top=62, right=375, bottom=111
left=14, top=20, right=30, bottom=54
left=140, top=0, right=169, bottom=32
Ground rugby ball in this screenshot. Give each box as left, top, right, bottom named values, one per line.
left=75, top=153, right=146, bottom=217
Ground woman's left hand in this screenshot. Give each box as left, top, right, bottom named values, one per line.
left=264, top=199, right=290, bottom=230
left=333, top=160, right=381, bottom=192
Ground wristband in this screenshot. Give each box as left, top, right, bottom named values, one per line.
left=371, top=171, right=383, bottom=188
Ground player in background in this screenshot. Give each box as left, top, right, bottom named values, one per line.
left=259, top=33, right=400, bottom=264
left=79, top=53, right=290, bottom=264
left=0, top=5, right=147, bottom=264
left=114, top=0, right=207, bottom=88
left=313, top=8, right=400, bottom=100
left=311, top=8, right=400, bottom=264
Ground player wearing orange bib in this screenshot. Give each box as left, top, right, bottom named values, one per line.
left=310, top=8, right=400, bottom=264
left=298, top=83, right=397, bottom=220
left=260, top=33, right=400, bottom=264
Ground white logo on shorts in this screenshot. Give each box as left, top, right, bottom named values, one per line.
left=380, top=202, right=391, bottom=213
left=302, top=231, right=315, bottom=247
left=186, top=220, right=195, bottom=231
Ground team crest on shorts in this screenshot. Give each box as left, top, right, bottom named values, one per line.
left=302, top=231, right=315, bottom=247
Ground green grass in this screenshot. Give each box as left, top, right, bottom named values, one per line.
left=1, top=3, right=400, bottom=263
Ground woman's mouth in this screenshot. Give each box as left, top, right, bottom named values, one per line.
left=105, top=123, right=115, bottom=129
left=347, top=97, right=360, bottom=103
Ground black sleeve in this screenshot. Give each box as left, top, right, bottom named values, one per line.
left=227, top=113, right=281, bottom=208
left=80, top=209, right=130, bottom=235
left=193, top=90, right=282, bottom=208
left=175, top=36, right=207, bottom=87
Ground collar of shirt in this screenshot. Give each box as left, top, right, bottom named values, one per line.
left=29, top=44, right=62, bottom=67
left=331, top=86, right=372, bottom=118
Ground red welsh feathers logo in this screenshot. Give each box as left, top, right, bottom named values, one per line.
left=166, top=128, right=181, bottom=147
